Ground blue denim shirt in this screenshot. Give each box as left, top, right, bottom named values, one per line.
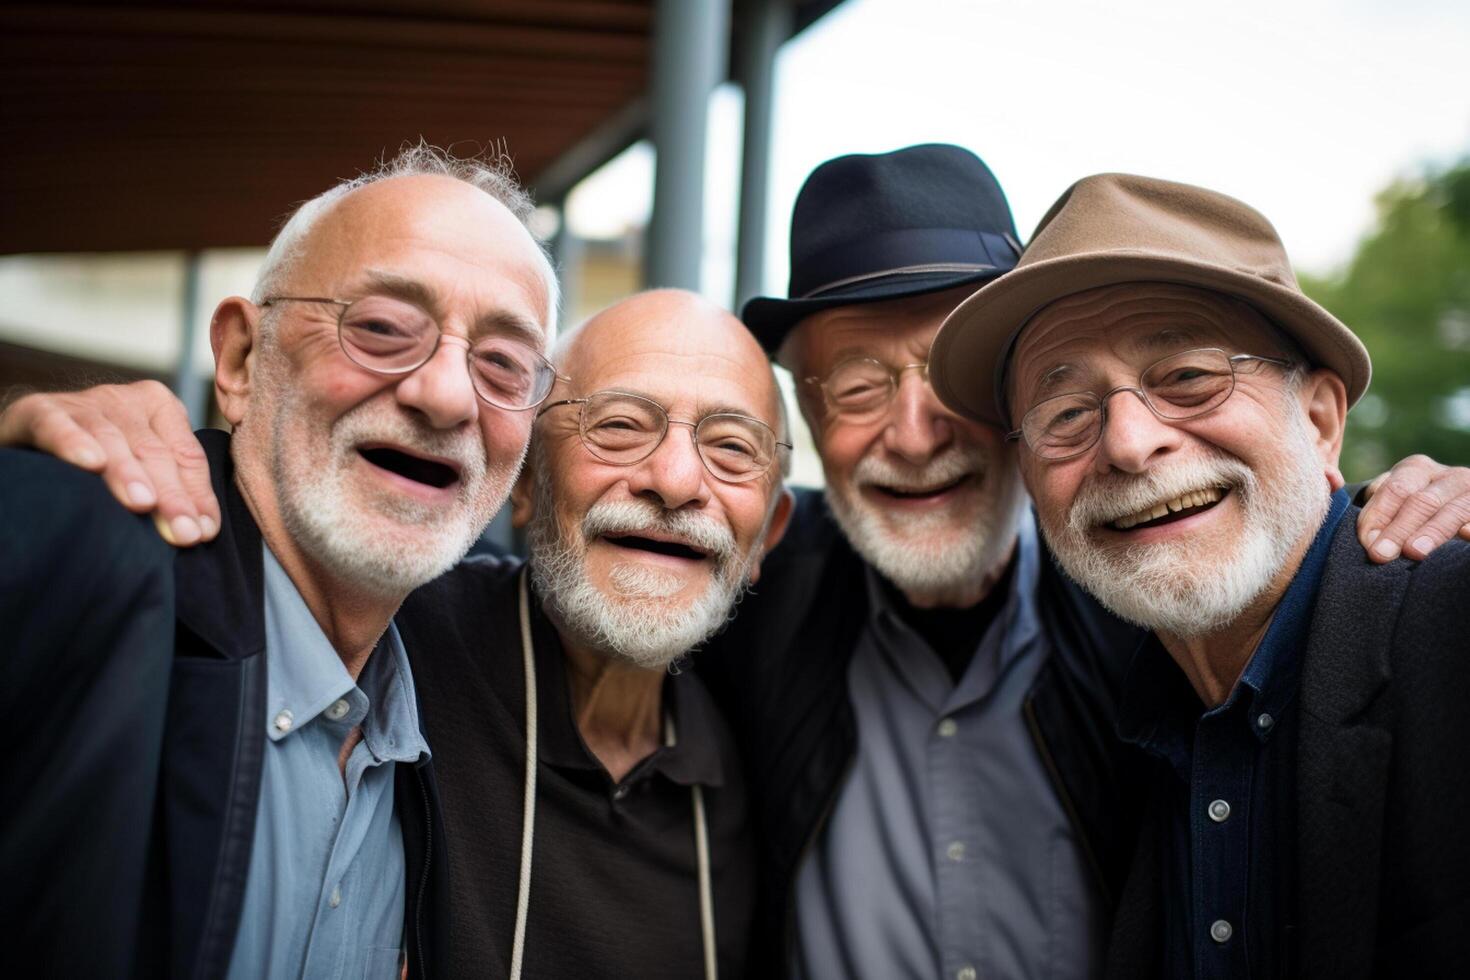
left=1119, top=488, right=1349, bottom=979
left=226, top=546, right=430, bottom=980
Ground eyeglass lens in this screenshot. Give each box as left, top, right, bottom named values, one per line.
left=1022, top=348, right=1238, bottom=458
left=578, top=391, right=777, bottom=482
left=337, top=295, right=553, bottom=409
left=821, top=358, right=926, bottom=417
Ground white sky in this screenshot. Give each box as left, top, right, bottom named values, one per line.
left=568, top=0, right=1470, bottom=298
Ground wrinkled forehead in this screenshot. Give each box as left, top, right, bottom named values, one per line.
left=1009, top=283, right=1279, bottom=401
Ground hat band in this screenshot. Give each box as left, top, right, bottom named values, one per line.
left=803, top=262, right=993, bottom=298
left=793, top=228, right=1020, bottom=300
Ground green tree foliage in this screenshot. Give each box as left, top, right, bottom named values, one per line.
left=1300, top=158, right=1470, bottom=480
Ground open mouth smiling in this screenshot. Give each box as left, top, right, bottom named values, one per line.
left=358, top=445, right=462, bottom=489
left=1108, top=486, right=1229, bottom=531
left=601, top=534, right=710, bottom=562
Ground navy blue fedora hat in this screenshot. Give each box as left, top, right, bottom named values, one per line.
left=742, top=143, right=1022, bottom=353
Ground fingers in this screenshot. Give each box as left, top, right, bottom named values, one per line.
left=130, top=393, right=218, bottom=543
left=0, top=393, right=107, bottom=470
left=1357, top=454, right=1470, bottom=562
left=1356, top=458, right=1430, bottom=562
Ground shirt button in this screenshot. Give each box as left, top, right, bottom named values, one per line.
left=328, top=885, right=342, bottom=909
left=326, top=698, right=350, bottom=721
left=1210, top=919, right=1233, bottom=943
left=1208, top=799, right=1231, bottom=823
left=957, top=967, right=977, bottom=980
left=1257, top=712, right=1274, bottom=731
left=937, top=718, right=959, bottom=738
left=273, top=710, right=293, bottom=733
left=612, top=785, right=629, bottom=801
left=946, top=841, right=966, bottom=862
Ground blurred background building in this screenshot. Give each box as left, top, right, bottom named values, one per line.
left=3, top=0, right=1468, bottom=500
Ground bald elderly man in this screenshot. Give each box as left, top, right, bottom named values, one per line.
left=1, top=145, right=559, bottom=978
left=396, top=288, right=792, bottom=978
left=932, top=174, right=1470, bottom=979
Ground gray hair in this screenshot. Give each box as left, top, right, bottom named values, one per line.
left=251, top=139, right=559, bottom=333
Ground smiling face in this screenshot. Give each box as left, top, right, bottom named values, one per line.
left=1009, top=283, right=1346, bottom=638
left=782, top=286, right=1026, bottom=605
left=515, top=289, right=792, bottom=668
left=227, top=174, right=552, bottom=597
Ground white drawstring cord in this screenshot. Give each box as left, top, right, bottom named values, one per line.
left=509, top=569, right=537, bottom=980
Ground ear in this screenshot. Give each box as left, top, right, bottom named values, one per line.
left=1299, top=368, right=1349, bottom=491
left=509, top=449, right=538, bottom=530
left=746, top=486, right=795, bottom=585
left=211, top=297, right=261, bottom=427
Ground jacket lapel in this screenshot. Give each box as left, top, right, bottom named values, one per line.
left=163, top=430, right=269, bottom=979
left=1296, top=517, right=1402, bottom=980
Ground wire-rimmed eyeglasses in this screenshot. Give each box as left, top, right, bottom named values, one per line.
left=1009, top=347, right=1294, bottom=461
left=260, top=295, right=559, bottom=411
left=804, top=357, right=930, bottom=419
left=537, top=390, right=791, bottom=484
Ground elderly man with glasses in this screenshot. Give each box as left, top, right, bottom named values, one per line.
left=0, top=145, right=559, bottom=978
left=389, top=287, right=792, bottom=979
left=930, top=173, right=1470, bottom=979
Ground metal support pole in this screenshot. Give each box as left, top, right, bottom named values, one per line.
left=548, top=201, right=583, bottom=326
left=645, top=0, right=729, bottom=290
left=173, top=250, right=207, bottom=426
left=734, top=0, right=791, bottom=309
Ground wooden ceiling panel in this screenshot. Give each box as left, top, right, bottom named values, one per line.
left=0, top=1, right=840, bottom=254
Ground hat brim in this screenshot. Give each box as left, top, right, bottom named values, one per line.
left=930, top=251, right=1372, bottom=428
left=743, top=267, right=1007, bottom=355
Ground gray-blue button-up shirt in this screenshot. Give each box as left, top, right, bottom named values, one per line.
left=793, top=516, right=1102, bottom=980
left=226, top=546, right=430, bottom=980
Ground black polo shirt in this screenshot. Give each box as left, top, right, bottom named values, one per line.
left=398, top=555, right=754, bottom=978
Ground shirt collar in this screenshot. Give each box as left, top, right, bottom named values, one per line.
left=261, top=544, right=430, bottom=764
left=262, top=544, right=356, bottom=741
left=862, top=507, right=1043, bottom=703
left=1236, top=487, right=1351, bottom=740
left=524, top=571, right=725, bottom=788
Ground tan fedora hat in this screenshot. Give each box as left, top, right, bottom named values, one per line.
left=929, top=173, right=1372, bottom=428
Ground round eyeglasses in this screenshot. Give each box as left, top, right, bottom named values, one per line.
left=260, top=295, right=558, bottom=410
left=805, top=357, right=930, bottom=419
left=537, top=390, right=791, bottom=484
left=1010, top=347, right=1293, bottom=461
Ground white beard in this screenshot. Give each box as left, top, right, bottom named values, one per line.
left=1041, top=407, right=1329, bottom=639
left=526, top=465, right=765, bottom=670
left=266, top=365, right=523, bottom=598
left=823, top=444, right=1026, bottom=600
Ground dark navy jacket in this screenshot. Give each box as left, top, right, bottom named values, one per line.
left=1104, top=508, right=1470, bottom=979
left=0, top=431, right=449, bottom=979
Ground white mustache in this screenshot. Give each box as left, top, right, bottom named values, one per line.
left=1066, top=454, right=1252, bottom=533
left=853, top=444, right=986, bottom=492
left=581, top=499, right=738, bottom=565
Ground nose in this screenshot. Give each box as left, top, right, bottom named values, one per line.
left=1093, top=387, right=1182, bottom=474
left=394, top=335, right=478, bottom=429
left=623, top=421, right=712, bottom=511
left=881, top=370, right=953, bottom=464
